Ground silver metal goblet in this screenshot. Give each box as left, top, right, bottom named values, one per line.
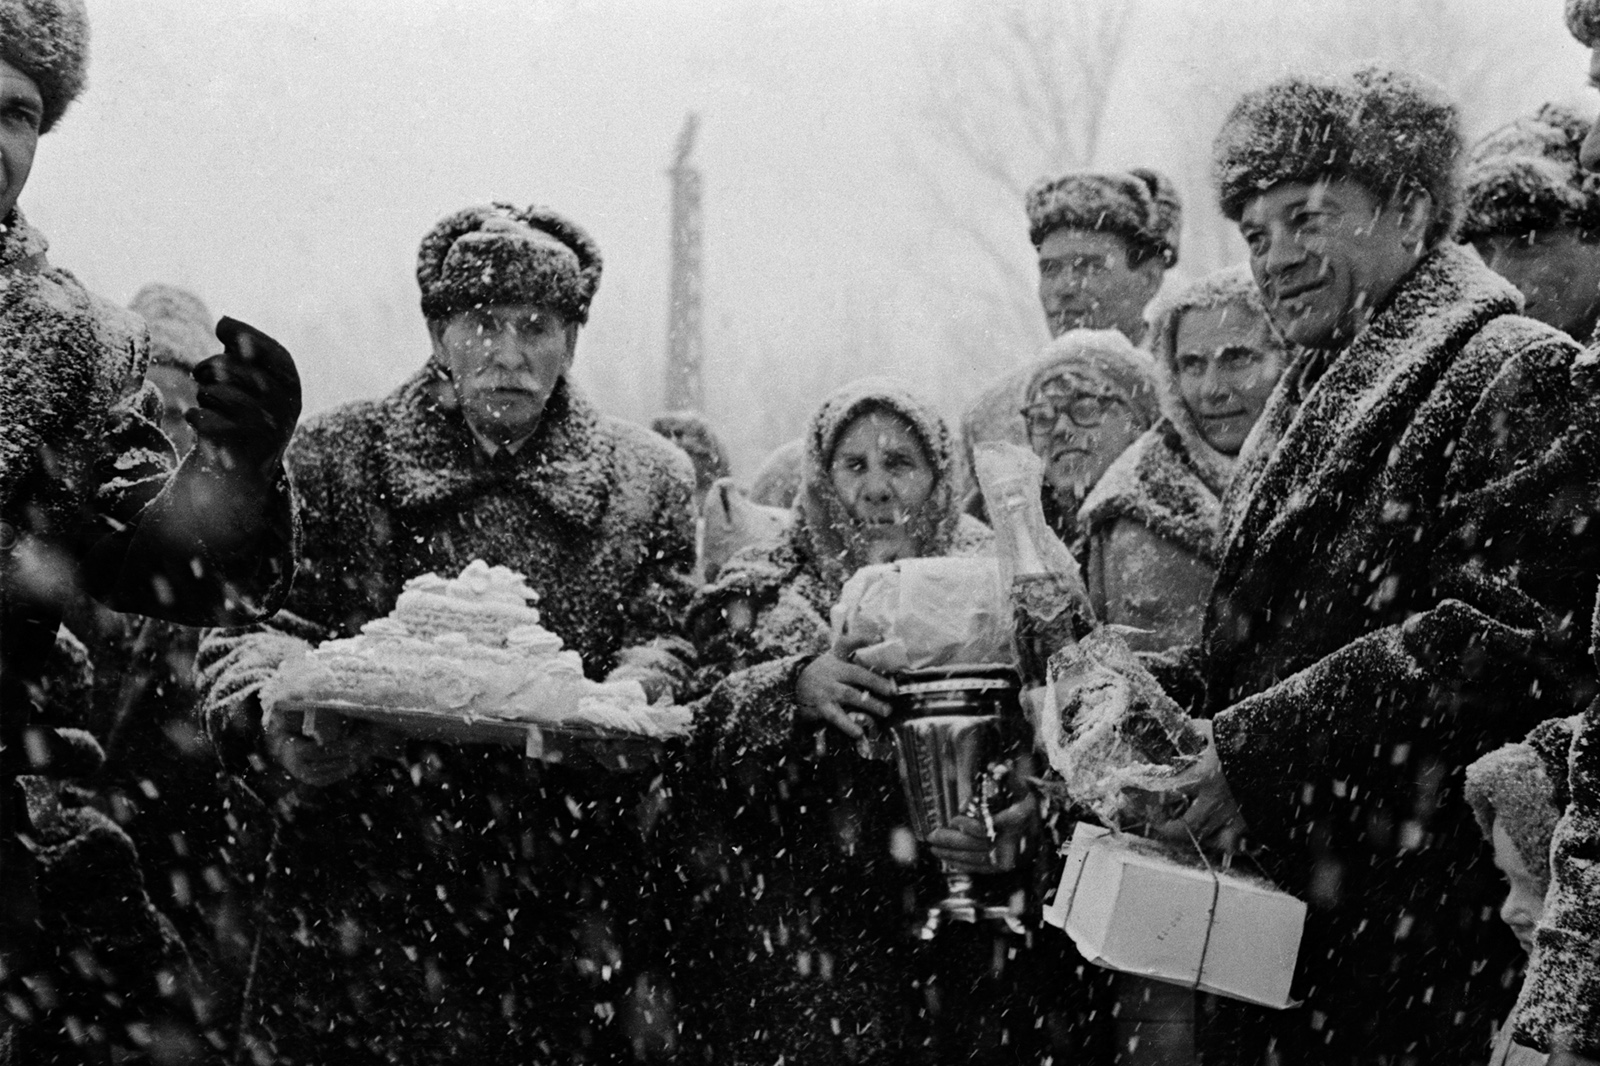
left=889, top=713, right=1024, bottom=938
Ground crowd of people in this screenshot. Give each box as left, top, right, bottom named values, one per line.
left=3, top=0, right=1600, bottom=1063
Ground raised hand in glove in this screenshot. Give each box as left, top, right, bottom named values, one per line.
left=185, top=317, right=301, bottom=473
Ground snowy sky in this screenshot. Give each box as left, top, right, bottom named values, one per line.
left=23, top=0, right=1591, bottom=473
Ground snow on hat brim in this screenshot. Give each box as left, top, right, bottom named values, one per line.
left=1569, top=0, right=1600, bottom=45
left=417, top=203, right=602, bottom=324
left=1213, top=67, right=1462, bottom=247
left=1460, top=105, right=1600, bottom=240
left=1024, top=328, right=1161, bottom=429
left=129, top=283, right=216, bottom=370
left=0, top=0, right=89, bottom=135
left=1463, top=741, right=1564, bottom=879
left=1026, top=169, right=1181, bottom=267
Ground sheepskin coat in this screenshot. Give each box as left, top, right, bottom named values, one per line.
left=1192, top=243, right=1600, bottom=1062
left=195, top=369, right=697, bottom=1064
left=1078, top=416, right=1226, bottom=651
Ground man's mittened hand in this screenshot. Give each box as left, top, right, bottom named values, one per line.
left=186, top=317, right=302, bottom=467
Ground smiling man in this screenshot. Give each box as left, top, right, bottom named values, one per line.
left=1151, top=67, right=1600, bottom=1064
left=197, top=203, right=698, bottom=1062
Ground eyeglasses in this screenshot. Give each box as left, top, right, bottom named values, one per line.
left=1021, top=392, right=1125, bottom=431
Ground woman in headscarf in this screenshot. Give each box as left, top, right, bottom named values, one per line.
left=1078, top=266, right=1288, bottom=654
left=674, top=377, right=994, bottom=1064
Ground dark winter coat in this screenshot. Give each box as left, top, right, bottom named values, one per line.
left=1078, top=417, right=1225, bottom=651
left=196, top=369, right=697, bottom=1064
left=1190, top=243, right=1600, bottom=1062
left=0, top=209, right=276, bottom=1064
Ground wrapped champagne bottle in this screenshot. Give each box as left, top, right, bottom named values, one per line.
left=972, top=442, right=1094, bottom=685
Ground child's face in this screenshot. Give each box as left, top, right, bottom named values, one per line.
left=1491, top=820, right=1547, bottom=955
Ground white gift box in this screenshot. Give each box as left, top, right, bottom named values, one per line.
left=1042, top=822, right=1306, bottom=1009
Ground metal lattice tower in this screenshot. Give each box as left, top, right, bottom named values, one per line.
left=664, top=113, right=704, bottom=411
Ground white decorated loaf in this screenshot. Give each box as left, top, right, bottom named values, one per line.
left=261, top=560, right=690, bottom=738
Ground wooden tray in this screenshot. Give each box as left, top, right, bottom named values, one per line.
left=274, top=700, right=670, bottom=772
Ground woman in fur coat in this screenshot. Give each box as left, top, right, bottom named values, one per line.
left=1078, top=265, right=1288, bottom=653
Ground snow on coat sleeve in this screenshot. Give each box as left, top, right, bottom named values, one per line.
left=193, top=413, right=351, bottom=769
left=604, top=438, right=698, bottom=702
left=1515, top=696, right=1600, bottom=1055
left=1213, top=323, right=1600, bottom=843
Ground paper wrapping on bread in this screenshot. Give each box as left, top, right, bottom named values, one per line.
left=829, top=557, right=1014, bottom=674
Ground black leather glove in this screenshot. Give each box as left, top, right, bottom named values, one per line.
left=184, top=317, right=301, bottom=468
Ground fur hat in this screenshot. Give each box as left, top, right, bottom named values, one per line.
left=416, top=203, right=602, bottom=324
left=1024, top=168, right=1182, bottom=267
left=1569, top=0, right=1600, bottom=45
left=0, top=0, right=89, bottom=135
left=1463, top=715, right=1579, bottom=880
left=1213, top=67, right=1463, bottom=246
left=1460, top=103, right=1600, bottom=240
left=1024, top=328, right=1161, bottom=429
left=129, top=283, right=216, bottom=370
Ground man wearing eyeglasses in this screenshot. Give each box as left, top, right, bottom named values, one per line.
left=1016, top=331, right=1160, bottom=552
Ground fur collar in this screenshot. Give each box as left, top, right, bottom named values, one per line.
left=1218, top=242, right=1521, bottom=579
left=1078, top=418, right=1224, bottom=565
left=375, top=369, right=614, bottom=530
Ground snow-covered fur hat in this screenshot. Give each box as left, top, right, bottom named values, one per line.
left=1569, top=0, right=1600, bottom=45
left=1214, top=67, right=1463, bottom=247
left=417, top=203, right=602, bottom=324
left=1460, top=103, right=1600, bottom=241
left=1024, top=327, right=1160, bottom=429
left=1025, top=168, right=1182, bottom=267
left=1143, top=264, right=1285, bottom=491
left=0, top=0, right=89, bottom=135
left=1463, top=715, right=1579, bottom=880
left=129, top=283, right=216, bottom=370
left=798, top=377, right=960, bottom=582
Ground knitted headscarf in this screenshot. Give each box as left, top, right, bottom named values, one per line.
left=1023, top=328, right=1161, bottom=426
left=1213, top=66, right=1463, bottom=247
left=1463, top=715, right=1580, bottom=881
left=1143, top=264, right=1288, bottom=492
left=129, top=283, right=216, bottom=370
left=0, top=0, right=88, bottom=135
left=797, top=377, right=960, bottom=587
left=1460, top=103, right=1600, bottom=241
left=1025, top=168, right=1182, bottom=267
left=417, top=203, right=602, bottom=324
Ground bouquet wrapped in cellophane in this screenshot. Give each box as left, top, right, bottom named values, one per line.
left=973, top=442, right=1211, bottom=826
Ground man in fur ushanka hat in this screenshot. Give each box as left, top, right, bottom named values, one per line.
left=198, top=202, right=698, bottom=1063
left=1025, top=167, right=1181, bottom=345
left=955, top=169, right=1178, bottom=511
left=1461, top=103, right=1600, bottom=341
left=1127, top=66, right=1600, bottom=1064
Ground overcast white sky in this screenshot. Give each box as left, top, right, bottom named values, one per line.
left=22, top=0, right=1591, bottom=472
